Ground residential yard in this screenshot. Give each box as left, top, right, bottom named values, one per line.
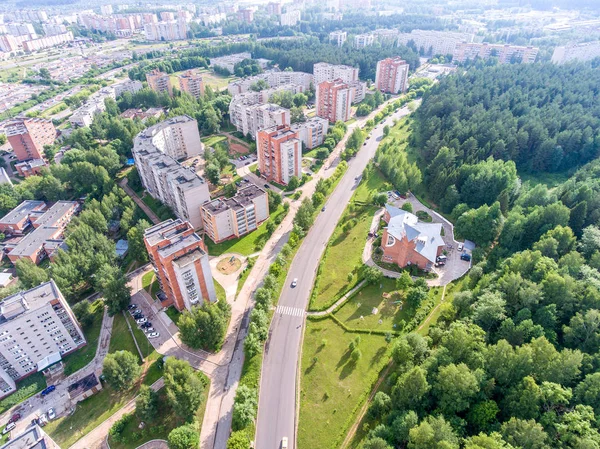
left=205, top=205, right=286, bottom=256
left=310, top=168, right=390, bottom=311
left=165, top=306, right=181, bottom=326
left=298, top=318, right=390, bottom=449
left=215, top=279, right=226, bottom=302
left=109, top=313, right=142, bottom=359
left=0, top=372, right=46, bottom=415
left=201, top=134, right=227, bottom=148
left=141, top=271, right=155, bottom=292
left=235, top=257, right=256, bottom=299
left=62, top=300, right=104, bottom=376
left=141, top=193, right=176, bottom=221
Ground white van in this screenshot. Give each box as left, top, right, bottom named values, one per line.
left=2, top=422, right=15, bottom=435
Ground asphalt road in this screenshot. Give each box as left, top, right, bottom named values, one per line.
left=255, top=106, right=413, bottom=449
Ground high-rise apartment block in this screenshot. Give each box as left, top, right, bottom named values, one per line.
left=0, top=281, right=86, bottom=398
left=201, top=185, right=269, bottom=243
left=237, top=8, right=254, bottom=23
left=354, top=33, right=374, bottom=48
left=22, top=32, right=74, bottom=52
left=551, top=41, right=600, bottom=65
left=313, top=62, right=358, bottom=86
left=280, top=10, right=301, bottom=26
left=453, top=42, right=538, bottom=64
left=178, top=70, right=204, bottom=99
left=291, top=116, right=329, bottom=150
left=5, top=118, right=56, bottom=162
left=144, top=219, right=216, bottom=311
left=144, top=18, right=188, bottom=41
left=267, top=2, right=282, bottom=15
left=375, top=57, right=409, bottom=94
left=113, top=79, right=143, bottom=97
left=234, top=103, right=290, bottom=139
left=316, top=79, right=353, bottom=123
left=100, top=5, right=114, bottom=15
left=133, top=116, right=209, bottom=229
left=42, top=23, right=68, bottom=36
left=227, top=70, right=313, bottom=96
left=397, top=29, right=474, bottom=56
left=0, top=35, right=19, bottom=53
left=146, top=69, right=173, bottom=97
left=257, top=125, right=302, bottom=185
left=329, top=30, right=347, bottom=47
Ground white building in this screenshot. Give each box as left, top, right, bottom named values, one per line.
left=69, top=86, right=115, bottom=128
left=210, top=52, right=252, bottom=74
left=6, top=23, right=36, bottom=38
left=397, top=29, right=474, bottom=56
left=133, top=116, right=209, bottom=229
left=227, top=70, right=313, bottom=95
left=233, top=103, right=290, bottom=138
left=280, top=10, right=301, bottom=26
left=329, top=30, right=347, bottom=47
left=22, top=32, right=74, bottom=52
left=197, top=13, right=226, bottom=25
left=354, top=33, right=375, bottom=48
left=113, top=79, right=143, bottom=97
left=42, top=23, right=68, bottom=36
left=291, top=116, right=329, bottom=149
left=313, top=62, right=358, bottom=86
left=552, top=41, right=600, bottom=64
left=100, top=5, right=114, bottom=15
left=0, top=281, right=86, bottom=398
left=144, top=18, right=188, bottom=41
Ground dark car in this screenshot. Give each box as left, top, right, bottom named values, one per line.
left=235, top=181, right=242, bottom=187
left=127, top=304, right=137, bottom=310
left=133, top=313, right=144, bottom=320
left=141, top=322, right=152, bottom=329
left=461, top=252, right=472, bottom=262
left=8, top=414, right=20, bottom=424
left=264, top=184, right=271, bottom=189
left=41, top=385, right=55, bottom=397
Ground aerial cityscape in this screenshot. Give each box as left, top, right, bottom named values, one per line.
left=0, top=0, right=598, bottom=448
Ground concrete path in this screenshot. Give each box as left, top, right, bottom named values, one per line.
left=307, top=280, right=367, bottom=317
left=209, top=253, right=247, bottom=301
left=119, top=178, right=161, bottom=225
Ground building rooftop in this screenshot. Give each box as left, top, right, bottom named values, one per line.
left=0, top=280, right=62, bottom=323
left=68, top=372, right=99, bottom=398
left=203, top=184, right=266, bottom=215
left=157, top=232, right=204, bottom=259
left=0, top=200, right=46, bottom=226
left=0, top=425, right=59, bottom=449
left=172, top=247, right=204, bottom=268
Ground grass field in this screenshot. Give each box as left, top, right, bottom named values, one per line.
left=205, top=205, right=286, bottom=256
left=141, top=194, right=176, bottom=221
left=0, top=372, right=46, bottom=415
left=110, top=312, right=142, bottom=359
left=141, top=271, right=154, bottom=292
left=62, top=301, right=104, bottom=376
left=215, top=279, right=226, bottom=302
left=165, top=306, right=181, bottom=325
left=235, top=258, right=256, bottom=299
left=202, top=135, right=227, bottom=147
left=298, top=318, right=390, bottom=449
left=310, top=168, right=389, bottom=311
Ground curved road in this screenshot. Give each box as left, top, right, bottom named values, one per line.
left=255, top=105, right=414, bottom=449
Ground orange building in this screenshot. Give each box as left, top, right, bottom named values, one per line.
left=178, top=70, right=204, bottom=99
left=316, top=79, right=353, bottom=123
left=375, top=57, right=409, bottom=94
left=5, top=118, right=56, bottom=162
left=143, top=219, right=216, bottom=311
left=146, top=69, right=173, bottom=97
left=257, top=125, right=302, bottom=185
left=380, top=205, right=445, bottom=270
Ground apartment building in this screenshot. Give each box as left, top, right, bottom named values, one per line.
left=267, top=2, right=282, bottom=15
left=6, top=23, right=36, bottom=39
left=0, top=200, right=47, bottom=235
left=133, top=116, right=209, bottom=229
left=100, top=4, right=114, bottom=15
left=552, top=41, right=600, bottom=64
left=354, top=33, right=375, bottom=48
left=227, top=70, right=313, bottom=95
left=375, top=57, right=409, bottom=94
left=197, top=13, right=226, bottom=25
left=144, top=18, right=188, bottom=41
left=257, top=125, right=302, bottom=185
left=280, top=10, right=301, bottom=26
left=113, top=79, right=143, bottom=97
left=9, top=10, right=48, bottom=22
left=291, top=116, right=329, bottom=149
left=201, top=185, right=269, bottom=243
left=0, top=280, right=86, bottom=398
left=210, top=52, right=252, bottom=74
left=316, top=79, right=353, bottom=123
left=178, top=70, right=204, bottom=99
left=237, top=103, right=290, bottom=139
left=146, top=69, right=173, bottom=96
left=453, top=42, right=539, bottom=64
left=69, top=86, right=116, bottom=128
left=237, top=8, right=254, bottom=23
left=144, top=219, right=216, bottom=311
left=329, top=30, right=347, bottom=47
left=6, top=118, right=56, bottom=162
left=14, top=158, right=46, bottom=178
left=22, top=32, right=74, bottom=52
left=4, top=201, right=79, bottom=264
left=397, top=29, right=474, bottom=56
left=0, top=35, right=19, bottom=53
left=313, top=62, right=359, bottom=86
left=42, top=23, right=68, bottom=36
left=0, top=425, right=60, bottom=449
left=372, top=28, right=399, bottom=44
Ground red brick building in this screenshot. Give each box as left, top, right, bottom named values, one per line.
left=143, top=219, right=216, bottom=311
left=316, top=79, right=353, bottom=123
left=5, top=118, right=56, bottom=162
left=381, top=205, right=445, bottom=270
left=257, top=125, right=302, bottom=185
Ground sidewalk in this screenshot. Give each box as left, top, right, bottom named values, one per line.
left=119, top=178, right=161, bottom=225
left=307, top=280, right=367, bottom=317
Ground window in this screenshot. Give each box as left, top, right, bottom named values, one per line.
left=386, top=235, right=396, bottom=247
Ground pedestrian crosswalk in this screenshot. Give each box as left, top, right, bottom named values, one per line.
left=276, top=305, right=305, bottom=317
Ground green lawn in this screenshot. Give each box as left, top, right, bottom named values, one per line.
left=333, top=278, right=416, bottom=332
left=205, top=205, right=285, bottom=256
left=201, top=135, right=227, bottom=147
left=298, top=318, right=390, bottom=449
left=215, top=279, right=226, bottom=302
left=235, top=258, right=256, bottom=299
left=62, top=300, right=104, bottom=376
left=110, top=313, right=142, bottom=360
left=519, top=170, right=571, bottom=189
left=141, top=271, right=155, bottom=292
left=165, top=306, right=181, bottom=326
left=0, top=372, right=46, bottom=415
left=310, top=168, right=389, bottom=311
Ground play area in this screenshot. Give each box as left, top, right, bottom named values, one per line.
left=217, top=255, right=242, bottom=275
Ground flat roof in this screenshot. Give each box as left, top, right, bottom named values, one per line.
left=0, top=425, right=58, bottom=449
left=203, top=184, right=266, bottom=215
left=0, top=280, right=62, bottom=323
left=157, top=233, right=203, bottom=259
left=0, top=201, right=46, bottom=226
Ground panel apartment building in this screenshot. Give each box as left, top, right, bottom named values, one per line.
left=257, top=125, right=302, bottom=185
left=0, top=281, right=86, bottom=398
left=313, top=62, right=366, bottom=105
left=397, top=29, right=474, bottom=56
left=227, top=70, right=313, bottom=96
left=178, top=70, right=204, bottom=99
left=291, top=116, right=329, bottom=150
left=202, top=185, right=269, bottom=243
left=316, top=79, right=353, bottom=123
left=144, top=219, right=216, bottom=311
left=133, top=116, right=209, bottom=229
left=146, top=69, right=173, bottom=97
left=552, top=41, right=600, bottom=64
left=453, top=42, right=539, bottom=64
left=375, top=57, right=409, bottom=94
left=5, top=118, right=56, bottom=162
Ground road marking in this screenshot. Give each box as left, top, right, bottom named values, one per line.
left=276, top=305, right=305, bottom=317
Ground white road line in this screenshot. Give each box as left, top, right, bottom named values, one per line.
left=276, top=305, right=305, bottom=317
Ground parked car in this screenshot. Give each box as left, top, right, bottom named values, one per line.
left=127, top=304, right=137, bottom=310
left=8, top=414, right=20, bottom=424
left=245, top=161, right=251, bottom=165
left=141, top=322, right=152, bottom=329
left=144, top=327, right=155, bottom=333
left=148, top=332, right=160, bottom=338
left=47, top=408, right=56, bottom=420
left=38, top=414, right=47, bottom=427
left=436, top=255, right=447, bottom=263
left=136, top=318, right=147, bottom=325
left=282, top=437, right=288, bottom=449
left=457, top=243, right=464, bottom=252
left=461, top=252, right=471, bottom=262
left=41, top=385, right=55, bottom=397
left=235, top=181, right=242, bottom=187
left=3, top=423, right=15, bottom=434
left=133, top=313, right=144, bottom=320
left=129, top=308, right=140, bottom=316
left=264, top=184, right=271, bottom=189
left=243, top=178, right=250, bottom=183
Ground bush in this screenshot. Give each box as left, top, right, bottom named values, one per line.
left=168, top=424, right=199, bottom=449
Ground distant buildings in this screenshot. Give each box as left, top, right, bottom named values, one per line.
left=267, top=2, right=282, bottom=15
left=146, top=69, right=173, bottom=97
left=0, top=280, right=85, bottom=398
left=280, top=10, right=301, bottom=26
left=69, top=86, right=117, bottom=128
left=257, top=125, right=302, bottom=185
left=227, top=70, right=313, bottom=96
left=316, top=79, right=353, bottom=123
left=42, top=23, right=68, bottom=36
left=2, top=201, right=79, bottom=264
left=397, top=29, right=474, bottom=56
left=113, top=79, right=143, bottom=97
left=22, top=32, right=74, bottom=52
left=144, top=18, right=188, bottom=41
left=375, top=57, right=409, bottom=94
left=291, top=116, right=329, bottom=150
left=144, top=219, right=216, bottom=311
left=237, top=8, right=254, bottom=23
left=329, top=30, right=347, bottom=47
left=202, top=184, right=269, bottom=243
left=5, top=118, right=56, bottom=162
left=100, top=5, right=114, bottom=15
left=210, top=52, right=252, bottom=74
left=178, top=70, right=204, bottom=99
left=453, top=42, right=539, bottom=64
left=133, top=116, right=209, bottom=229
left=551, top=41, right=600, bottom=64
left=354, top=33, right=375, bottom=48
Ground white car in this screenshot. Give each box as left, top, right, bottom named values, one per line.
left=136, top=318, right=147, bottom=325
left=47, top=408, right=56, bottom=420
left=457, top=243, right=464, bottom=252
left=2, top=422, right=15, bottom=435
left=148, top=332, right=160, bottom=338
left=144, top=327, right=155, bottom=333
left=291, top=278, right=298, bottom=288
left=282, top=437, right=288, bottom=449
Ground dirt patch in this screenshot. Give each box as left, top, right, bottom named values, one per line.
left=217, top=256, right=242, bottom=275
left=229, top=139, right=250, bottom=155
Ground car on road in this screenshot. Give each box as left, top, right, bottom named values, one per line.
left=38, top=414, right=47, bottom=427
left=264, top=184, right=271, bottom=189
left=457, top=243, right=464, bottom=252
left=363, top=142, right=367, bottom=145
left=41, top=385, right=55, bottom=397
left=8, top=414, right=20, bottom=424
left=291, top=278, right=298, bottom=288
left=281, top=437, right=288, bottom=449
left=141, top=322, right=152, bottom=328
left=235, top=181, right=242, bottom=187
left=321, top=206, right=326, bottom=212
left=148, top=332, right=160, bottom=338
left=243, top=178, right=250, bottom=183
left=461, top=252, right=471, bottom=262
left=136, top=318, right=147, bottom=324
left=3, top=422, right=15, bottom=435
left=47, top=408, right=56, bottom=420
